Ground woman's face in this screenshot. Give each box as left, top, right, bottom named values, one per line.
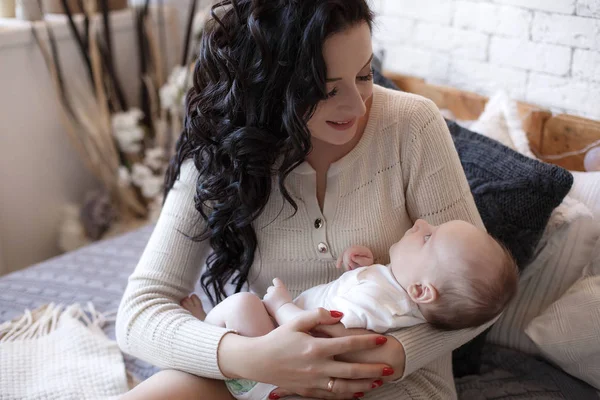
left=307, top=22, right=374, bottom=146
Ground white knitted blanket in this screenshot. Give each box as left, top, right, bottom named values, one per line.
left=0, top=303, right=128, bottom=399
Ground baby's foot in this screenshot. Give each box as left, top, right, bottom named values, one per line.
left=180, top=294, right=206, bottom=320
left=263, top=278, right=293, bottom=317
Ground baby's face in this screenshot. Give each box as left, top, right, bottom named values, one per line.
left=390, top=219, right=493, bottom=289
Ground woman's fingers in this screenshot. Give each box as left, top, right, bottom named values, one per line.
left=311, top=322, right=348, bottom=338
left=326, top=376, right=382, bottom=395
left=318, top=334, right=388, bottom=358
left=270, top=385, right=369, bottom=399
left=328, top=358, right=392, bottom=380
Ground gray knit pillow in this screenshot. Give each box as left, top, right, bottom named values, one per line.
left=446, top=120, right=573, bottom=268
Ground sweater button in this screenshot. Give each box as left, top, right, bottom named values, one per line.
left=314, top=218, right=323, bottom=229
left=317, top=242, right=329, bottom=253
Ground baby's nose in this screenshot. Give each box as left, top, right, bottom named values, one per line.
left=413, top=219, right=428, bottom=231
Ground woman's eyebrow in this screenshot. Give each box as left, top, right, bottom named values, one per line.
left=326, top=53, right=374, bottom=82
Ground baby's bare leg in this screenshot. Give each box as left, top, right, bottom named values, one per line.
left=120, top=370, right=234, bottom=400
left=203, top=292, right=276, bottom=336
left=122, top=293, right=274, bottom=400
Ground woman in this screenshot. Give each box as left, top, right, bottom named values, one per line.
left=116, top=0, right=490, bottom=399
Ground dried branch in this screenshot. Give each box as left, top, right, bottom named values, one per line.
left=181, top=0, right=198, bottom=66
left=60, top=0, right=94, bottom=88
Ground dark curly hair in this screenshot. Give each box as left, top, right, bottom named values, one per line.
left=164, top=0, right=374, bottom=305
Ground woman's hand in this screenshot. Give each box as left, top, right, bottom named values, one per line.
left=218, top=308, right=392, bottom=399
left=313, top=323, right=406, bottom=381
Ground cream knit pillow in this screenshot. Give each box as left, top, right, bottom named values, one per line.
left=487, top=216, right=600, bottom=356
left=469, top=91, right=600, bottom=357
left=570, top=171, right=600, bottom=220
left=525, top=239, right=600, bottom=390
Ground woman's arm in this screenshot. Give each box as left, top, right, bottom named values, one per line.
left=115, top=159, right=235, bottom=379
left=392, top=95, right=490, bottom=379
left=116, top=160, right=394, bottom=397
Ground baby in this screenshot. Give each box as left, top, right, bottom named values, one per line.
left=180, top=219, right=518, bottom=399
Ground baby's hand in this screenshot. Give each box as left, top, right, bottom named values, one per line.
left=263, top=278, right=293, bottom=317
left=336, top=245, right=374, bottom=271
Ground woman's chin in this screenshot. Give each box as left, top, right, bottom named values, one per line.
left=317, top=127, right=358, bottom=146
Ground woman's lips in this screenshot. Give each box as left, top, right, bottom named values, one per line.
left=326, top=118, right=356, bottom=131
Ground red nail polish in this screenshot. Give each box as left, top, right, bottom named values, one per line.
left=330, top=310, right=343, bottom=318
left=371, top=379, right=383, bottom=388
left=383, top=367, right=394, bottom=376
left=268, top=394, right=280, bottom=400
left=354, top=392, right=364, bottom=398
left=376, top=336, right=387, bottom=345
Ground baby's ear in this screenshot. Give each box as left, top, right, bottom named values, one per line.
left=406, top=283, right=438, bottom=304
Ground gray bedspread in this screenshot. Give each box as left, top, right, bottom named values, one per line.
left=0, top=225, right=597, bottom=399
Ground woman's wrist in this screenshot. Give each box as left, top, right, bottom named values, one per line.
left=217, top=332, right=257, bottom=379
left=384, top=335, right=406, bottom=380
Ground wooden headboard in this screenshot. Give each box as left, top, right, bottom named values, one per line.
left=385, top=72, right=600, bottom=172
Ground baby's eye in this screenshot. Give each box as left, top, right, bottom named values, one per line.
left=424, top=234, right=431, bottom=242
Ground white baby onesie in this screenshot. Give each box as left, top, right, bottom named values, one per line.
left=294, top=264, right=425, bottom=333
left=225, top=264, right=425, bottom=400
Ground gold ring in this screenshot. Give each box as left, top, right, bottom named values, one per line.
left=327, top=378, right=335, bottom=392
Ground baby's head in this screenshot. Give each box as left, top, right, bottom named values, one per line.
left=390, top=219, right=518, bottom=330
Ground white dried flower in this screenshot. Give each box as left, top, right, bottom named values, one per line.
left=58, top=203, right=90, bottom=252
left=131, top=163, right=163, bottom=199
left=112, top=108, right=143, bottom=130
left=112, top=108, right=145, bottom=153
left=131, top=163, right=153, bottom=187
left=117, top=166, right=131, bottom=188
left=144, top=147, right=166, bottom=171
left=160, top=66, right=190, bottom=113
left=140, top=175, right=164, bottom=199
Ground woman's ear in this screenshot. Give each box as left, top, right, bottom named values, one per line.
left=406, top=283, right=438, bottom=304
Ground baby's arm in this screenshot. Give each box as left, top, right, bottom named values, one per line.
left=336, top=245, right=375, bottom=271
left=263, top=278, right=305, bottom=326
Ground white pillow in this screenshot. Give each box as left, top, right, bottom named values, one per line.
left=525, top=239, right=600, bottom=390
left=570, top=171, right=600, bottom=220
left=469, top=91, right=536, bottom=159
left=487, top=216, right=600, bottom=356
left=470, top=91, right=600, bottom=220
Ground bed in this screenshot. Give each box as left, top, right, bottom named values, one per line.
left=1, top=74, right=599, bottom=399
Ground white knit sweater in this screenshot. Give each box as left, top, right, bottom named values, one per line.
left=116, top=85, right=489, bottom=399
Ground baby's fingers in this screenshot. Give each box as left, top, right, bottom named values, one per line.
left=335, top=254, right=344, bottom=270
left=352, top=255, right=372, bottom=267
left=273, top=278, right=285, bottom=287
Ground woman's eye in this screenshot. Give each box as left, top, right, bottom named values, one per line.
left=424, top=234, right=431, bottom=242
left=357, top=70, right=374, bottom=82
left=326, top=87, right=338, bottom=99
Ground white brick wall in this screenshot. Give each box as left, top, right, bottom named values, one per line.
left=373, top=0, right=600, bottom=120
left=577, top=0, right=600, bottom=17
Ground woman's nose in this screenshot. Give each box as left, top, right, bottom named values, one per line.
left=340, top=86, right=367, bottom=117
